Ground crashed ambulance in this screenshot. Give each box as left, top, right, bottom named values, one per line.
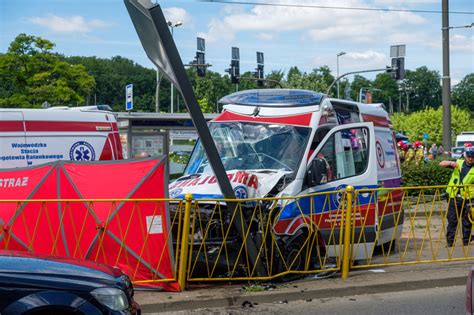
left=169, top=89, right=403, bottom=260
left=0, top=106, right=123, bottom=168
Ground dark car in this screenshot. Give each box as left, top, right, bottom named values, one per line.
left=0, top=250, right=140, bottom=315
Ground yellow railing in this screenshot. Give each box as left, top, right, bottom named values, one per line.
left=1, top=184, right=473, bottom=291
left=0, top=198, right=184, bottom=288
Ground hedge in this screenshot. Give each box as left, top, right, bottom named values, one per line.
left=401, top=157, right=454, bottom=194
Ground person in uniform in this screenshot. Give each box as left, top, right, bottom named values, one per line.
left=439, top=147, right=474, bottom=247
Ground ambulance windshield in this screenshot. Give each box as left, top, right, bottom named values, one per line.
left=184, top=121, right=311, bottom=175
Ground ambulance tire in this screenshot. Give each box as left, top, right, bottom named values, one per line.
left=276, top=231, right=333, bottom=282
left=276, top=233, right=307, bottom=282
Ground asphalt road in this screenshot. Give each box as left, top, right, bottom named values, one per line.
left=150, top=285, right=466, bottom=315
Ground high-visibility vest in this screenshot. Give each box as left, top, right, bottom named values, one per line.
left=446, top=159, right=474, bottom=199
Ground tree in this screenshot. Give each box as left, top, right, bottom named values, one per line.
left=373, top=73, right=399, bottom=110
left=391, top=106, right=473, bottom=145
left=0, top=34, right=95, bottom=108
left=66, top=55, right=156, bottom=112
left=402, top=66, right=441, bottom=112
left=350, top=75, right=372, bottom=102
left=452, top=73, right=474, bottom=111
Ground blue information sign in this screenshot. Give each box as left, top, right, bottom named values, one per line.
left=125, top=84, right=133, bottom=111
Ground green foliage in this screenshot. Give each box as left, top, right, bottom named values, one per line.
left=391, top=106, right=473, bottom=145
left=2, top=33, right=472, bottom=117
left=452, top=73, right=474, bottom=111
left=402, top=66, right=441, bottom=111
left=350, top=75, right=372, bottom=101
left=286, top=66, right=334, bottom=93
left=0, top=34, right=95, bottom=108
left=401, top=158, right=453, bottom=192
left=66, top=55, right=156, bottom=112
left=373, top=73, right=399, bottom=107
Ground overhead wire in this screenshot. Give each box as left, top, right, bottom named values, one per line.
left=200, top=0, right=474, bottom=15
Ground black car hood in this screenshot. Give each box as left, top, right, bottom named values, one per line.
left=0, top=251, right=123, bottom=291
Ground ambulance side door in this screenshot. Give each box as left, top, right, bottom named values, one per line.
left=303, top=122, right=377, bottom=196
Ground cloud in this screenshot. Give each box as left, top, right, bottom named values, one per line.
left=344, top=50, right=387, bottom=70
left=29, top=15, right=110, bottom=33
left=450, top=34, right=474, bottom=53
left=256, top=33, right=274, bottom=41
left=199, top=0, right=428, bottom=44
left=162, top=7, right=192, bottom=26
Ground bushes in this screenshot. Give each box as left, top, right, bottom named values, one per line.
left=401, top=157, right=453, bottom=192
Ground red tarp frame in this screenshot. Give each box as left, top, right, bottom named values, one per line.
left=0, top=157, right=179, bottom=291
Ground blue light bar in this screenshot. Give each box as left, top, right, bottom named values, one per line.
left=219, top=89, right=325, bottom=107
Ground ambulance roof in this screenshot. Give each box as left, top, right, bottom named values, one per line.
left=219, top=89, right=324, bottom=107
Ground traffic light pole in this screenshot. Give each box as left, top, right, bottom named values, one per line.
left=326, top=67, right=394, bottom=96
left=441, top=0, right=452, bottom=151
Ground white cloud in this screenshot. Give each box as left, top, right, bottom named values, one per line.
left=256, top=33, right=274, bottom=41
left=199, top=0, right=428, bottom=44
left=162, top=7, right=192, bottom=26
left=373, top=0, right=438, bottom=6
left=29, top=15, right=110, bottom=33
left=450, top=34, right=474, bottom=53
left=345, top=50, right=387, bottom=69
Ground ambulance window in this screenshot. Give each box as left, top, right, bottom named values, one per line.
left=316, top=127, right=369, bottom=182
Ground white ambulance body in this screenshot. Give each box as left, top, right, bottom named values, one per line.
left=0, top=107, right=123, bottom=168
left=170, top=89, right=403, bottom=259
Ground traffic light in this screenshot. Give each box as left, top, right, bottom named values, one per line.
left=255, top=64, right=264, bottom=87
left=255, top=52, right=264, bottom=87
left=225, top=47, right=240, bottom=84
left=391, top=57, right=405, bottom=80
left=196, top=51, right=206, bottom=77
left=195, top=37, right=206, bottom=77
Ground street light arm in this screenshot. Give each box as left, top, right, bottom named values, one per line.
left=326, top=67, right=394, bottom=96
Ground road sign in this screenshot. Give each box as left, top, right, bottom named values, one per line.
left=125, top=84, right=133, bottom=111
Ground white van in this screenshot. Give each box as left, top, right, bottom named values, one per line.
left=169, top=89, right=403, bottom=260
left=0, top=107, right=123, bottom=168
left=456, top=132, right=474, bottom=147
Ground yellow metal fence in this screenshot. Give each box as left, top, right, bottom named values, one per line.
left=1, top=184, right=473, bottom=291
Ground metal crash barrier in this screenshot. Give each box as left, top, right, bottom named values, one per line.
left=1, top=184, right=473, bottom=291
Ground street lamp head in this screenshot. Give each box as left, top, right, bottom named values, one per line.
left=175, top=21, right=183, bottom=27
left=337, top=51, right=346, bottom=57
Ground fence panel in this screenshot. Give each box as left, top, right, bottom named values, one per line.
left=0, top=198, right=183, bottom=291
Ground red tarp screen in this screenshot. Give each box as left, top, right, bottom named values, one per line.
left=0, top=157, right=179, bottom=291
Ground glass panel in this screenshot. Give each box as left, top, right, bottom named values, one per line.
left=316, top=127, right=369, bottom=182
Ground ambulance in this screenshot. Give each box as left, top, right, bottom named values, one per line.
left=169, top=89, right=403, bottom=262
left=0, top=106, right=123, bottom=168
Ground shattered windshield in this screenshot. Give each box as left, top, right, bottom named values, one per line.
left=184, top=121, right=311, bottom=175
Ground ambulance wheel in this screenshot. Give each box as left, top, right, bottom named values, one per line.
left=278, top=234, right=307, bottom=282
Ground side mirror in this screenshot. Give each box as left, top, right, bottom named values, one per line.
left=307, top=158, right=327, bottom=187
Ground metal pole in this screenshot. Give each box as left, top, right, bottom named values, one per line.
left=342, top=185, right=354, bottom=279
left=178, top=193, right=193, bottom=291
left=442, top=0, right=452, bottom=151
left=170, top=27, right=174, bottom=114
left=337, top=56, right=340, bottom=98
left=336, top=52, right=345, bottom=98
left=155, top=70, right=159, bottom=112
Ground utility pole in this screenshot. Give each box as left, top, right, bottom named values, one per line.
left=441, top=0, right=451, bottom=151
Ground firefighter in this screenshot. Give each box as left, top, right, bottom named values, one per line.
left=414, top=141, right=425, bottom=164
left=439, top=146, right=474, bottom=247
left=405, top=144, right=415, bottom=163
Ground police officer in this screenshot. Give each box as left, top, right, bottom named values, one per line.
left=439, top=147, right=474, bottom=247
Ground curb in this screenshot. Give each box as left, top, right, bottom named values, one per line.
left=139, top=273, right=467, bottom=313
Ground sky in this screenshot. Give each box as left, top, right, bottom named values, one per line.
left=0, top=0, right=473, bottom=85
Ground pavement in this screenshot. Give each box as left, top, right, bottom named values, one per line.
left=134, top=260, right=472, bottom=314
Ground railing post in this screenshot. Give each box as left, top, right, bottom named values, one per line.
left=342, top=185, right=354, bottom=279
left=178, top=193, right=193, bottom=291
